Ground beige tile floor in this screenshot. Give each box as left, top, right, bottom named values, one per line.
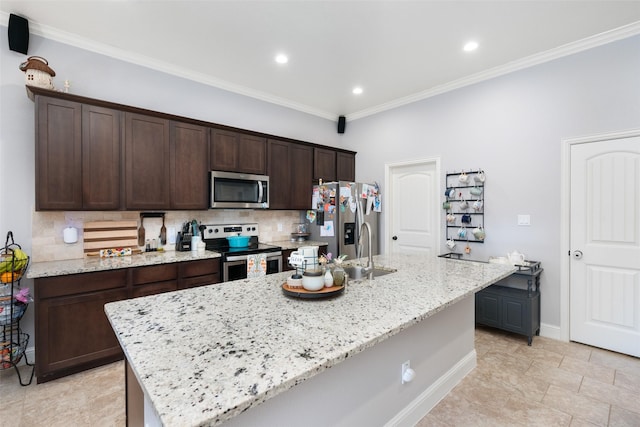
left=1, top=326, right=638, bottom=426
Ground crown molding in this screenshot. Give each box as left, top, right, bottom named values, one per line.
left=0, top=11, right=336, bottom=120
left=3, top=12, right=639, bottom=122
left=347, top=21, right=640, bottom=121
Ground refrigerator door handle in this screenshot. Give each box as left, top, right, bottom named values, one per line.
left=356, top=198, right=364, bottom=260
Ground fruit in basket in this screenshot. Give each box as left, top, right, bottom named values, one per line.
left=0, top=248, right=28, bottom=274
left=0, top=254, right=11, bottom=274
left=0, top=271, right=22, bottom=283
left=12, top=248, right=28, bottom=271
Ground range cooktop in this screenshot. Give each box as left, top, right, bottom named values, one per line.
left=201, top=223, right=281, bottom=257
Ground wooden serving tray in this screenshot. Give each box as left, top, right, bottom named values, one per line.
left=281, top=283, right=345, bottom=299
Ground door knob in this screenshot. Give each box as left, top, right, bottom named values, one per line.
left=392, top=236, right=398, bottom=240
left=573, top=250, right=583, bottom=259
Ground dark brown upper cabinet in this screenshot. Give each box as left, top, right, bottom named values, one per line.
left=267, top=139, right=290, bottom=210
left=210, top=129, right=266, bottom=175
left=124, top=113, right=170, bottom=209
left=313, top=147, right=337, bottom=182
left=36, top=96, right=83, bottom=210
left=336, top=151, right=356, bottom=182
left=290, top=143, right=314, bottom=209
left=170, top=122, right=209, bottom=209
left=35, top=96, right=121, bottom=210
left=82, top=105, right=122, bottom=209
left=267, top=139, right=313, bottom=210
left=29, top=87, right=355, bottom=211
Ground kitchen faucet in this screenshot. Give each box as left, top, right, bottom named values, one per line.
left=357, top=221, right=374, bottom=279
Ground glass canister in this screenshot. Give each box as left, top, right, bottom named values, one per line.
left=292, top=223, right=308, bottom=234
left=332, top=265, right=345, bottom=286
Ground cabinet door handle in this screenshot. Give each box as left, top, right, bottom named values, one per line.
left=392, top=236, right=398, bottom=241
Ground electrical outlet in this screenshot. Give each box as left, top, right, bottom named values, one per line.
left=277, top=223, right=283, bottom=232
left=401, top=360, right=410, bottom=384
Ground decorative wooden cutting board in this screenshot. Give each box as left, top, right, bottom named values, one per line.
left=83, top=220, right=139, bottom=255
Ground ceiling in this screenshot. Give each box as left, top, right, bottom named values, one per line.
left=2, top=1, right=640, bottom=121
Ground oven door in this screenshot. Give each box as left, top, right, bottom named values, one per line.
left=223, top=252, right=283, bottom=282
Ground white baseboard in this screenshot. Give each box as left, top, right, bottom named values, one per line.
left=384, top=349, right=477, bottom=427
left=540, top=323, right=563, bottom=341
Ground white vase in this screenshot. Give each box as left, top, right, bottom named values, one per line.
left=324, top=269, right=334, bottom=287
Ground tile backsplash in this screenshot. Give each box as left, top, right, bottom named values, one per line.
left=32, top=209, right=303, bottom=262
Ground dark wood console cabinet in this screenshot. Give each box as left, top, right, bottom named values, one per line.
left=34, top=258, right=220, bottom=383
left=475, top=264, right=542, bottom=345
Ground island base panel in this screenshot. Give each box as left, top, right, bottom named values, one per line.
left=226, top=296, right=476, bottom=427
left=126, top=360, right=144, bottom=427
left=126, top=296, right=476, bottom=426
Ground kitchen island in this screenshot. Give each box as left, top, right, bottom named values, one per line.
left=105, top=253, right=515, bottom=426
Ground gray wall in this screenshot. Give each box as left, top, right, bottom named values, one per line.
left=342, top=34, right=640, bottom=330
left=1, top=26, right=639, bottom=341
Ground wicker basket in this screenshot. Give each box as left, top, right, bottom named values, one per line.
left=0, top=295, right=27, bottom=326
left=0, top=330, right=28, bottom=369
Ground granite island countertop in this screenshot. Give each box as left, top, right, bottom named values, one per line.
left=105, top=252, right=515, bottom=427
left=27, top=250, right=221, bottom=279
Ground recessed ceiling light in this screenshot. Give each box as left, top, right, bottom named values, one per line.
left=463, top=41, right=479, bottom=52
left=352, top=87, right=363, bottom=95
left=275, top=54, right=288, bottom=64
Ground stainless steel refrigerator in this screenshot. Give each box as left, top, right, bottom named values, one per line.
left=307, top=181, right=380, bottom=260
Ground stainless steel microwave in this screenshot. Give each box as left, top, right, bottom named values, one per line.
left=210, top=171, right=269, bottom=209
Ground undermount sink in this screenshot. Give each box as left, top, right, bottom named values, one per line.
left=343, top=265, right=397, bottom=281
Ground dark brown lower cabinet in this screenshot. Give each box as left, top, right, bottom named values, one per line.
left=35, top=259, right=221, bottom=383
left=179, top=258, right=221, bottom=289
left=35, top=269, right=128, bottom=383
left=131, top=264, right=178, bottom=298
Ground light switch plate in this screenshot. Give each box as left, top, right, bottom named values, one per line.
left=517, top=215, right=531, bottom=226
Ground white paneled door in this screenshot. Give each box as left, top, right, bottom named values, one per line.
left=387, top=159, right=439, bottom=256
left=570, top=135, right=640, bottom=357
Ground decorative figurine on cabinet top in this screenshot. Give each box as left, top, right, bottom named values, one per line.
left=19, top=56, right=55, bottom=90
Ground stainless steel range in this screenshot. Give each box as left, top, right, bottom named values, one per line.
left=201, top=223, right=282, bottom=282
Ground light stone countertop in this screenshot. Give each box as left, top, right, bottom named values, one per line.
left=26, top=250, right=221, bottom=279
left=105, top=252, right=515, bottom=427
left=27, top=241, right=325, bottom=279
